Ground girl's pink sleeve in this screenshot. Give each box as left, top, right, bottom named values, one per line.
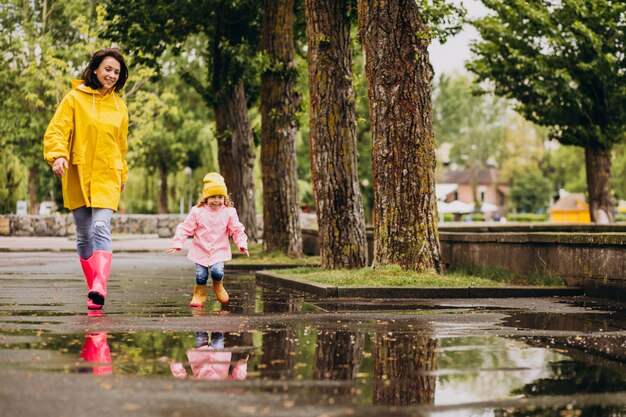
left=170, top=362, right=187, bottom=378
left=171, top=209, right=198, bottom=249
left=229, top=362, right=248, bottom=380
left=227, top=208, right=248, bottom=249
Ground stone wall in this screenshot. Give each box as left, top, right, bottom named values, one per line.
left=439, top=231, right=626, bottom=300
left=0, top=214, right=186, bottom=237
left=0, top=212, right=318, bottom=238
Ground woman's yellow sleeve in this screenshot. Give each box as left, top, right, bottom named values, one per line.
left=42, top=95, right=74, bottom=165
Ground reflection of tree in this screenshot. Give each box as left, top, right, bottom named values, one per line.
left=260, top=289, right=301, bottom=381
left=312, top=329, right=364, bottom=396
left=224, top=278, right=256, bottom=349
left=373, top=331, right=438, bottom=406
left=493, top=360, right=626, bottom=417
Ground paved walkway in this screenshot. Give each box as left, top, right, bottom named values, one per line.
left=1, top=245, right=626, bottom=416
left=0, top=234, right=176, bottom=252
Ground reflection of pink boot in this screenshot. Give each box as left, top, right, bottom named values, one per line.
left=81, top=332, right=112, bottom=375
left=79, top=256, right=101, bottom=310
left=88, top=251, right=112, bottom=309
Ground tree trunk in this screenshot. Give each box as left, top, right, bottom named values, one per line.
left=306, top=0, right=368, bottom=269
left=585, top=146, right=615, bottom=223
left=214, top=80, right=259, bottom=242
left=157, top=163, right=168, bottom=214
left=358, top=0, right=441, bottom=272
left=28, top=165, right=39, bottom=214
left=261, top=0, right=303, bottom=257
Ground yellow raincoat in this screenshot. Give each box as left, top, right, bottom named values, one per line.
left=43, top=80, right=129, bottom=211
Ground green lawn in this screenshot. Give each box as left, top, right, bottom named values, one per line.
left=265, top=264, right=566, bottom=287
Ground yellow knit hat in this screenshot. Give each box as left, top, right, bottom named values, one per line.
left=202, top=172, right=228, bottom=200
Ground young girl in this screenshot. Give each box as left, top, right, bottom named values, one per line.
left=167, top=172, right=249, bottom=306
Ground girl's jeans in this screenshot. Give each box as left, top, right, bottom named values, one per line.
left=195, top=262, right=225, bottom=285
left=72, top=207, right=114, bottom=259
left=195, top=332, right=225, bottom=349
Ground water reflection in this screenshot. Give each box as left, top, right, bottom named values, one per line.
left=78, top=332, right=112, bottom=375
left=373, top=331, right=437, bottom=405
left=2, top=322, right=626, bottom=412
left=260, top=288, right=301, bottom=381
left=313, top=329, right=363, bottom=396
left=169, top=332, right=249, bottom=381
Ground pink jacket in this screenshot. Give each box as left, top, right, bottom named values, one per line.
left=171, top=204, right=248, bottom=267
left=170, top=346, right=248, bottom=381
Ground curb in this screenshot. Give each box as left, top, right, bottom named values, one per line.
left=255, top=271, right=585, bottom=299
left=226, top=264, right=316, bottom=272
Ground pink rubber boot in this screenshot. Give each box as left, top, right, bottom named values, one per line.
left=79, top=256, right=101, bottom=310
left=88, top=250, right=112, bottom=308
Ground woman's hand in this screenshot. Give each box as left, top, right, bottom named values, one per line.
left=120, top=182, right=126, bottom=193
left=166, top=247, right=180, bottom=254
left=52, top=157, right=69, bottom=177
left=239, top=247, right=249, bottom=257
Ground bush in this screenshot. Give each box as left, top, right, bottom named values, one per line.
left=460, top=213, right=485, bottom=222
left=507, top=213, right=549, bottom=222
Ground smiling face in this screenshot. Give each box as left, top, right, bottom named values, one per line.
left=206, top=195, right=225, bottom=210
left=94, top=56, right=121, bottom=94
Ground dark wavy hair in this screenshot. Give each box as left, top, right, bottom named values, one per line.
left=81, top=48, right=129, bottom=92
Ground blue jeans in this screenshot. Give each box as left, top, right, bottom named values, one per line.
left=72, top=207, right=113, bottom=259
left=195, top=262, right=225, bottom=285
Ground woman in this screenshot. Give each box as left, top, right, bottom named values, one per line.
left=43, top=48, right=129, bottom=310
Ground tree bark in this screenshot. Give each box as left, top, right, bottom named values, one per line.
left=261, top=0, right=303, bottom=257
left=306, top=0, right=368, bottom=269
left=214, top=80, right=259, bottom=242
left=585, top=146, right=615, bottom=223
left=358, top=0, right=441, bottom=272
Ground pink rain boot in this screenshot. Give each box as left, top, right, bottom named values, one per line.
left=88, top=250, right=112, bottom=308
left=79, top=256, right=101, bottom=310
left=81, top=332, right=112, bottom=375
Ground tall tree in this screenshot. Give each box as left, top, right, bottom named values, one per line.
left=306, top=0, right=367, bottom=269
left=106, top=0, right=260, bottom=240
left=0, top=0, right=99, bottom=213
left=468, top=0, right=626, bottom=223
left=125, top=65, right=208, bottom=213
left=358, top=0, right=441, bottom=271
left=261, top=0, right=303, bottom=256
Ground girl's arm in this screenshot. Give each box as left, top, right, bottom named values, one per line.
left=227, top=208, right=248, bottom=253
left=168, top=208, right=198, bottom=251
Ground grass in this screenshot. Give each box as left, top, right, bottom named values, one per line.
left=230, top=242, right=320, bottom=266
left=266, top=264, right=566, bottom=288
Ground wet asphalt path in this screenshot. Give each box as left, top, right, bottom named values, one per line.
left=1, top=250, right=626, bottom=416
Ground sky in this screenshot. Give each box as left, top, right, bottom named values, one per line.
left=428, top=0, right=489, bottom=76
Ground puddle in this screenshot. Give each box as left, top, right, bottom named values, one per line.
left=501, top=312, right=624, bottom=332
left=1, top=326, right=625, bottom=409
